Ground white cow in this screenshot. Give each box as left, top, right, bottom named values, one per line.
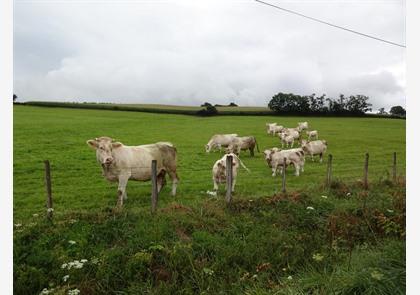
left=263, top=148, right=305, bottom=176
left=301, top=139, right=328, bottom=162
left=87, top=137, right=179, bottom=207
left=279, top=132, right=294, bottom=148
left=225, top=136, right=260, bottom=156
left=271, top=125, right=285, bottom=136
left=297, top=122, right=309, bottom=131
left=205, top=134, right=238, bottom=153
left=266, top=123, right=278, bottom=135
left=306, top=130, right=318, bottom=141
left=212, top=153, right=250, bottom=192
left=283, top=128, right=300, bottom=140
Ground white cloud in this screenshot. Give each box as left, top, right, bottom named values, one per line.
left=14, top=0, right=405, bottom=109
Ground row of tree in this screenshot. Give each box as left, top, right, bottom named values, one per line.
left=268, top=92, right=373, bottom=115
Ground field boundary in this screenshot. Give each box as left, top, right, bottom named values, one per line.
left=17, top=101, right=406, bottom=119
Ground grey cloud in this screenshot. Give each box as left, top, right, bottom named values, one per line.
left=14, top=0, right=405, bottom=109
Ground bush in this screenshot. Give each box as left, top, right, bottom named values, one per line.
left=196, top=105, right=218, bottom=116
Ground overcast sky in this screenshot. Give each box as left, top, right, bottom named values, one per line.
left=14, top=0, right=405, bottom=110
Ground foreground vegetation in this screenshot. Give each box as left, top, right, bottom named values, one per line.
left=14, top=179, right=405, bottom=294
left=13, top=105, right=405, bottom=294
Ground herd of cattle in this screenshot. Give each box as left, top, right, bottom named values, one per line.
left=87, top=121, right=327, bottom=206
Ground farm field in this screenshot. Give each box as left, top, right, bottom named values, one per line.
left=13, top=105, right=406, bottom=294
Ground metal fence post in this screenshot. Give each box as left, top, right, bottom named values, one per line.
left=282, top=157, right=286, bottom=193
left=392, top=152, right=397, bottom=183
left=151, top=160, right=158, bottom=213
left=364, top=153, right=369, bottom=189
left=44, top=160, right=53, bottom=220
left=326, top=154, right=333, bottom=187
left=226, top=155, right=233, bottom=203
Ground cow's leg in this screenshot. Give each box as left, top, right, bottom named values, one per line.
left=168, top=170, right=179, bottom=196
left=213, top=178, right=219, bottom=191
left=157, top=170, right=167, bottom=193
left=319, top=153, right=323, bottom=163
left=250, top=147, right=254, bottom=157
left=311, top=154, right=314, bottom=161
left=272, top=165, right=277, bottom=177
left=117, top=175, right=129, bottom=207
left=232, top=178, right=237, bottom=192
left=295, top=164, right=300, bottom=176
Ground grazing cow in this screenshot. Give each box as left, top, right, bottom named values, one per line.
left=270, top=125, right=285, bottom=136
left=263, top=148, right=305, bottom=176
left=306, top=130, right=318, bottom=141
left=279, top=132, right=294, bottom=148
left=212, top=153, right=250, bottom=192
left=300, top=139, right=328, bottom=162
left=297, top=122, right=309, bottom=131
left=283, top=128, right=300, bottom=140
left=266, top=123, right=277, bottom=135
left=225, top=136, right=260, bottom=156
left=87, top=137, right=179, bottom=207
left=205, top=134, right=238, bottom=153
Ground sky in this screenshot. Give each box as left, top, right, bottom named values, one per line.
left=14, top=0, right=406, bottom=110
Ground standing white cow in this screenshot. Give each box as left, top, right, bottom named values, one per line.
left=279, top=132, right=294, bottom=148
left=270, top=125, right=285, bottom=136
left=297, top=122, right=309, bottom=132
left=212, top=153, right=250, bottom=192
left=205, top=134, right=238, bottom=153
left=87, top=137, right=179, bottom=207
left=301, top=139, right=328, bottom=162
left=306, top=130, right=318, bottom=141
left=263, top=148, right=305, bottom=176
left=266, top=123, right=278, bottom=135
left=225, top=136, right=260, bottom=156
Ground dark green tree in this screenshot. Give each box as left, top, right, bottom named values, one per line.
left=389, top=105, right=406, bottom=116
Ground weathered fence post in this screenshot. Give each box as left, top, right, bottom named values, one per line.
left=326, top=154, right=333, bottom=187
left=226, top=155, right=233, bottom=204
left=151, top=160, right=158, bottom=213
left=363, top=153, right=369, bottom=189
left=392, top=152, right=397, bottom=183
left=282, top=157, right=287, bottom=193
left=44, top=160, right=53, bottom=220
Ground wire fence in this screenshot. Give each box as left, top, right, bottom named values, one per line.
left=14, top=151, right=405, bottom=217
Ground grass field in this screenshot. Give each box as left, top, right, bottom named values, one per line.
left=13, top=105, right=406, bottom=294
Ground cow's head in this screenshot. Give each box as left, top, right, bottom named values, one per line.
left=300, top=139, right=308, bottom=146
left=87, top=137, right=122, bottom=168
left=205, top=144, right=211, bottom=153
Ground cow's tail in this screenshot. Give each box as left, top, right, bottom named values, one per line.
left=234, top=155, right=250, bottom=173
left=254, top=137, right=260, bottom=153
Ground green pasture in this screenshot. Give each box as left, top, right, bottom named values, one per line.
left=14, top=105, right=405, bottom=221
left=13, top=105, right=406, bottom=294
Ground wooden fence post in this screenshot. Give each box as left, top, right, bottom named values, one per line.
left=326, top=154, right=333, bottom=187
left=151, top=160, right=158, bottom=213
left=364, top=153, right=369, bottom=189
left=392, top=152, right=397, bottom=183
left=44, top=160, right=53, bottom=220
left=282, top=157, right=286, bottom=193
left=226, top=155, right=233, bottom=204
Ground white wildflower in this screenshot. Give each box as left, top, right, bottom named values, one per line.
left=346, top=192, right=351, bottom=197
left=306, top=206, right=315, bottom=210
left=91, top=258, right=99, bottom=264
left=312, top=253, right=324, bottom=262
left=387, top=209, right=394, bottom=213
left=33, top=213, right=39, bottom=217
left=252, top=274, right=258, bottom=279
left=14, top=223, right=22, bottom=228
left=80, top=259, right=88, bottom=263
left=68, top=240, right=76, bottom=245
left=47, top=208, right=54, bottom=213
left=62, top=274, right=70, bottom=282
left=287, top=275, right=293, bottom=280
left=203, top=267, right=214, bottom=276
left=206, top=190, right=217, bottom=196
left=282, top=268, right=287, bottom=271
left=69, top=219, right=78, bottom=224
left=61, top=263, right=68, bottom=269
left=68, top=288, right=80, bottom=295
left=321, top=195, right=328, bottom=199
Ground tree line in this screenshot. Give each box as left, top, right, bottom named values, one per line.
left=268, top=92, right=405, bottom=117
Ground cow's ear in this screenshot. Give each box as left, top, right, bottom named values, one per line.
left=112, top=142, right=122, bottom=148
left=217, top=162, right=223, bottom=168
left=87, top=139, right=98, bottom=149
